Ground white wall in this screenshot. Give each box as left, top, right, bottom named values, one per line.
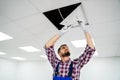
left=0, top=57, right=120, bottom=80
left=81, top=57, right=120, bottom=80
left=0, top=58, right=17, bottom=80
left=16, top=60, right=53, bottom=80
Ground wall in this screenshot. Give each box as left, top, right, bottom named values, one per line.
left=17, top=57, right=120, bottom=80
left=16, top=60, right=53, bottom=80
left=0, top=57, right=120, bottom=80
left=0, top=58, right=17, bottom=80
left=81, top=57, right=120, bottom=80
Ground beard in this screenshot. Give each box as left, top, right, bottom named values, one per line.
left=61, top=52, right=70, bottom=57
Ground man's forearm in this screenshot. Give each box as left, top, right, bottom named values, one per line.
left=77, top=21, right=95, bottom=49
left=45, top=34, right=61, bottom=48
left=84, top=32, right=95, bottom=49
left=45, top=25, right=72, bottom=48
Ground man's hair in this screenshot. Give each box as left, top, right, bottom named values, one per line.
left=58, top=44, right=67, bottom=53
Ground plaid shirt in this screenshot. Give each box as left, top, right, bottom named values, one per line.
left=45, top=44, right=95, bottom=80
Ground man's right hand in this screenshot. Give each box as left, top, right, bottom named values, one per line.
left=59, top=25, right=72, bottom=36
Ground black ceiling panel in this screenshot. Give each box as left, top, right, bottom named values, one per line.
left=43, top=2, right=81, bottom=30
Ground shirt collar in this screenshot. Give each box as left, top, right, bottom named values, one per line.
left=61, top=58, right=72, bottom=63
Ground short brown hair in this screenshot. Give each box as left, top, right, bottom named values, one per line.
left=58, top=44, right=67, bottom=53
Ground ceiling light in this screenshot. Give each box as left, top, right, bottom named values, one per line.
left=0, top=52, right=6, bottom=55
left=39, top=55, right=47, bottom=59
left=11, top=57, right=26, bottom=61
left=94, top=51, right=99, bottom=56
left=71, top=39, right=95, bottom=48
left=71, top=39, right=86, bottom=48
left=0, top=32, right=13, bottom=41
left=19, top=46, right=40, bottom=52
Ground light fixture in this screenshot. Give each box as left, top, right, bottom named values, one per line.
left=11, top=57, right=26, bottom=60
left=19, top=46, right=40, bottom=52
left=71, top=39, right=95, bottom=48
left=0, top=52, right=6, bottom=55
left=39, top=55, right=47, bottom=59
left=0, top=32, right=13, bottom=41
left=94, top=51, right=99, bottom=56
left=71, top=39, right=86, bottom=48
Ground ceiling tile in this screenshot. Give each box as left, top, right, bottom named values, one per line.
left=29, top=0, right=81, bottom=12
left=0, top=15, right=12, bottom=25
left=83, top=0, right=120, bottom=24
left=14, top=13, right=46, bottom=29
left=0, top=0, right=38, bottom=20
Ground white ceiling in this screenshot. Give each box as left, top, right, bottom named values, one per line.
left=0, top=0, right=120, bottom=61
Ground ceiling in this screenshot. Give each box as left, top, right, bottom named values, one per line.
left=0, top=0, right=120, bottom=61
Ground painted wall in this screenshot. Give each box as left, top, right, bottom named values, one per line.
left=1, top=57, right=120, bottom=80
left=81, top=57, right=120, bottom=80
left=16, top=60, right=52, bottom=80
left=0, top=58, right=17, bottom=80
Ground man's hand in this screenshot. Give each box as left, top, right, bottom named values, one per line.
left=59, top=25, right=72, bottom=36
left=77, top=20, right=95, bottom=49
left=77, top=20, right=90, bottom=32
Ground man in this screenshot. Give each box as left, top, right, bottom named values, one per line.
left=44, top=21, right=96, bottom=80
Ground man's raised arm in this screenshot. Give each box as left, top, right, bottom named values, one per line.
left=45, top=34, right=60, bottom=48
left=78, top=21, right=95, bottom=49
left=45, top=25, right=72, bottom=48
left=84, top=32, right=95, bottom=49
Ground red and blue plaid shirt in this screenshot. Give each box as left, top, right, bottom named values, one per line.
left=45, top=44, right=95, bottom=80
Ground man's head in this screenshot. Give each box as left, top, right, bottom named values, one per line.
left=58, top=44, right=70, bottom=58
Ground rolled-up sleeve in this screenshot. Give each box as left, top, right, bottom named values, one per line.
left=45, top=45, right=60, bottom=69
left=73, top=44, right=96, bottom=69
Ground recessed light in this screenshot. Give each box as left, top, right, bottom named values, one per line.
left=94, top=51, right=99, bottom=56
left=0, top=32, right=13, bottom=41
left=39, top=55, right=47, bottom=59
left=0, top=52, right=6, bottom=55
left=11, top=57, right=26, bottom=60
left=71, top=39, right=86, bottom=48
left=19, top=46, right=40, bottom=52
left=71, top=39, right=95, bottom=48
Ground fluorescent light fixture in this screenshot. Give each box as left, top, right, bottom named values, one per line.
left=94, top=51, right=99, bottom=56
left=71, top=39, right=95, bottom=48
left=19, top=46, right=40, bottom=52
left=11, top=57, right=26, bottom=60
left=0, top=32, right=13, bottom=41
left=39, top=55, right=47, bottom=59
left=71, top=39, right=86, bottom=48
left=0, top=52, right=6, bottom=55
